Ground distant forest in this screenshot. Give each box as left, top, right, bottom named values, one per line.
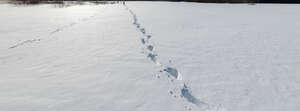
left=9, top=0, right=300, bottom=3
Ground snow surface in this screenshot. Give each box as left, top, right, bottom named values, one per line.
left=1, top=2, right=300, bottom=111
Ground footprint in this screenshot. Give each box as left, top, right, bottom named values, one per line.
left=50, top=29, right=61, bottom=34
left=140, top=28, right=146, bottom=34
left=136, top=24, right=140, bottom=28
left=141, top=38, right=146, bottom=44
left=147, top=53, right=158, bottom=62
left=169, top=90, right=174, bottom=95
left=147, top=35, right=151, bottom=39
left=163, top=67, right=182, bottom=80
left=147, top=45, right=154, bottom=51
left=181, top=84, right=209, bottom=109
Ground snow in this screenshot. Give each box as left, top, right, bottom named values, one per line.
left=1, top=1, right=300, bottom=111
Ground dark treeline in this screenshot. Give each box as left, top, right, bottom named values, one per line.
left=9, top=0, right=300, bottom=3
left=9, top=0, right=117, bottom=4
left=187, top=0, right=300, bottom=3
left=10, top=0, right=63, bottom=4
left=259, top=0, right=300, bottom=3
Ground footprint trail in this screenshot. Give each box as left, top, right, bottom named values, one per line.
left=8, top=13, right=98, bottom=49
left=123, top=2, right=223, bottom=111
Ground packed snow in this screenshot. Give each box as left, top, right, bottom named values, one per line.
left=0, top=2, right=300, bottom=111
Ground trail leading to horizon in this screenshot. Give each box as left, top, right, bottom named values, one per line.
left=123, top=3, right=224, bottom=111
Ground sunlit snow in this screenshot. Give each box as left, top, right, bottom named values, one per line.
left=0, top=1, right=299, bottom=111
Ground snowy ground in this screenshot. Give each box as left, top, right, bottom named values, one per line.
left=0, top=2, right=300, bottom=111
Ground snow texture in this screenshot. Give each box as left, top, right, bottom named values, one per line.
left=0, top=1, right=300, bottom=111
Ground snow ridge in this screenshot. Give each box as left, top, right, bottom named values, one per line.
left=123, top=3, right=223, bottom=111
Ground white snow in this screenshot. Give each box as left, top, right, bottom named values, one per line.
left=0, top=2, right=300, bottom=111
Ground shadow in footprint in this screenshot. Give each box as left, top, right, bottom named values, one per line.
left=147, top=45, right=154, bottom=51
left=141, top=38, right=146, bottom=44
left=163, top=67, right=181, bottom=80
left=147, top=35, right=151, bottom=39
left=181, top=84, right=209, bottom=109
left=147, top=53, right=158, bottom=62
left=140, top=28, right=146, bottom=34
left=136, top=24, right=140, bottom=28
